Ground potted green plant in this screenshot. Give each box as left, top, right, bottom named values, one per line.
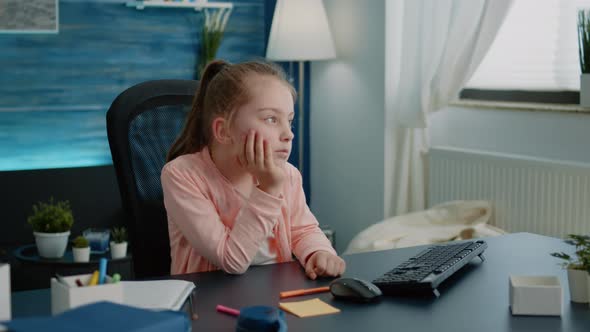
left=550, top=234, right=590, bottom=303
left=72, top=235, right=90, bottom=263
left=110, top=226, right=128, bottom=259
left=197, top=7, right=232, bottom=78
left=27, top=198, right=74, bottom=258
left=578, top=9, right=590, bottom=107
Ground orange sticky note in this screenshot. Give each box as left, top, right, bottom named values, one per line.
left=279, top=298, right=340, bottom=318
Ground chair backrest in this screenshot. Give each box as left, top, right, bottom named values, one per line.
left=106, top=79, right=199, bottom=278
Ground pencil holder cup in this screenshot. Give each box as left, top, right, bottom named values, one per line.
left=51, top=273, right=122, bottom=315
left=236, top=306, right=287, bottom=332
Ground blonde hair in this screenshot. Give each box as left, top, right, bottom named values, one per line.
left=167, top=59, right=296, bottom=162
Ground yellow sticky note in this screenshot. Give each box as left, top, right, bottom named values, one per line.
left=279, top=298, right=340, bottom=318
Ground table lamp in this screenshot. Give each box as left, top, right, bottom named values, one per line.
left=266, top=0, right=336, bottom=176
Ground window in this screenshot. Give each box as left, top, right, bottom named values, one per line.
left=461, top=0, right=590, bottom=103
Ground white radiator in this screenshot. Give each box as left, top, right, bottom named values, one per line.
left=428, top=147, right=590, bottom=238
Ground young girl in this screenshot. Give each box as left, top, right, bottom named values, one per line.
left=161, top=60, right=345, bottom=280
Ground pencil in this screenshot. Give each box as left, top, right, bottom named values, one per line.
left=88, top=270, right=99, bottom=286
left=98, top=258, right=108, bottom=285
left=279, top=286, right=330, bottom=299
left=189, top=289, right=198, bottom=320
left=216, top=304, right=240, bottom=317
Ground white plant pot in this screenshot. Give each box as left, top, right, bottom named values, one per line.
left=72, top=247, right=90, bottom=263
left=581, top=74, right=590, bottom=107
left=567, top=268, right=589, bottom=303
left=110, top=241, right=128, bottom=259
left=34, top=231, right=70, bottom=258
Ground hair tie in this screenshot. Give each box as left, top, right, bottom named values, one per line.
left=213, top=61, right=229, bottom=76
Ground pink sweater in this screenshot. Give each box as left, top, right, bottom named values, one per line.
left=161, top=147, right=336, bottom=275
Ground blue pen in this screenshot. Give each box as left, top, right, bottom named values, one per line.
left=98, top=258, right=108, bottom=285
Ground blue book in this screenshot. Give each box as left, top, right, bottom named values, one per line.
left=3, top=301, right=190, bottom=332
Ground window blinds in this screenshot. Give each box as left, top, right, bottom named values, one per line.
left=465, top=0, right=590, bottom=91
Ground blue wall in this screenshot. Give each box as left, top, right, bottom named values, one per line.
left=0, top=0, right=266, bottom=171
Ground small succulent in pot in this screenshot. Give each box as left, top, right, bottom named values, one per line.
left=72, top=235, right=89, bottom=249
left=110, top=226, right=128, bottom=259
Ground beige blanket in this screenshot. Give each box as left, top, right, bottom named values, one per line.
left=344, top=200, right=507, bottom=255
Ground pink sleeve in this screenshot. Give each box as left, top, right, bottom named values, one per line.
left=288, top=167, right=337, bottom=267
left=161, top=165, right=281, bottom=274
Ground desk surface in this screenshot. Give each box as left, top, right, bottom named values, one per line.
left=12, top=233, right=590, bottom=331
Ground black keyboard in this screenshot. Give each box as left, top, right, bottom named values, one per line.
left=372, top=240, right=487, bottom=297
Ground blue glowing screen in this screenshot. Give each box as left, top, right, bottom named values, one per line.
left=0, top=110, right=112, bottom=171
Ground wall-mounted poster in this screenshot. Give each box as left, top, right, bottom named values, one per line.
left=0, top=0, right=58, bottom=33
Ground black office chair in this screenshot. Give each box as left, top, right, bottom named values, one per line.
left=106, top=79, right=199, bottom=279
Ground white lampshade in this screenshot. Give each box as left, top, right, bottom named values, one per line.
left=266, top=0, right=336, bottom=61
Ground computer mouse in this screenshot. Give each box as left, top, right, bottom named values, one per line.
left=329, top=277, right=383, bottom=302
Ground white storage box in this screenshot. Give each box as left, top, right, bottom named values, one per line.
left=509, top=275, right=562, bottom=316
left=0, top=264, right=10, bottom=321
left=51, top=273, right=123, bottom=315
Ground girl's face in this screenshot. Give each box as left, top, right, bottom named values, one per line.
left=229, top=74, right=295, bottom=164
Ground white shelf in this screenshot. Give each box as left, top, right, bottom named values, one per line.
left=126, top=1, right=233, bottom=11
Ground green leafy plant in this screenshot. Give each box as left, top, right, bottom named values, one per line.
left=72, top=235, right=89, bottom=249
left=550, top=234, right=590, bottom=271
left=27, top=197, right=74, bottom=233
left=197, top=7, right=233, bottom=77
left=111, top=226, right=128, bottom=244
left=578, top=10, right=590, bottom=73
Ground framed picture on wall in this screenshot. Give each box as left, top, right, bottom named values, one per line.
left=0, top=0, right=58, bottom=34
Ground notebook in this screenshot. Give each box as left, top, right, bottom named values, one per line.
left=122, top=279, right=196, bottom=311
left=2, top=301, right=190, bottom=332
left=0, top=280, right=195, bottom=331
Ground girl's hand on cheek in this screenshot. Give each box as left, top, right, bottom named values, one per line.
left=237, top=130, right=285, bottom=197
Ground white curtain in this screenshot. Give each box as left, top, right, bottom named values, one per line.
left=384, top=0, right=513, bottom=218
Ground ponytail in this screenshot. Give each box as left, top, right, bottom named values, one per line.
left=166, top=60, right=228, bottom=162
